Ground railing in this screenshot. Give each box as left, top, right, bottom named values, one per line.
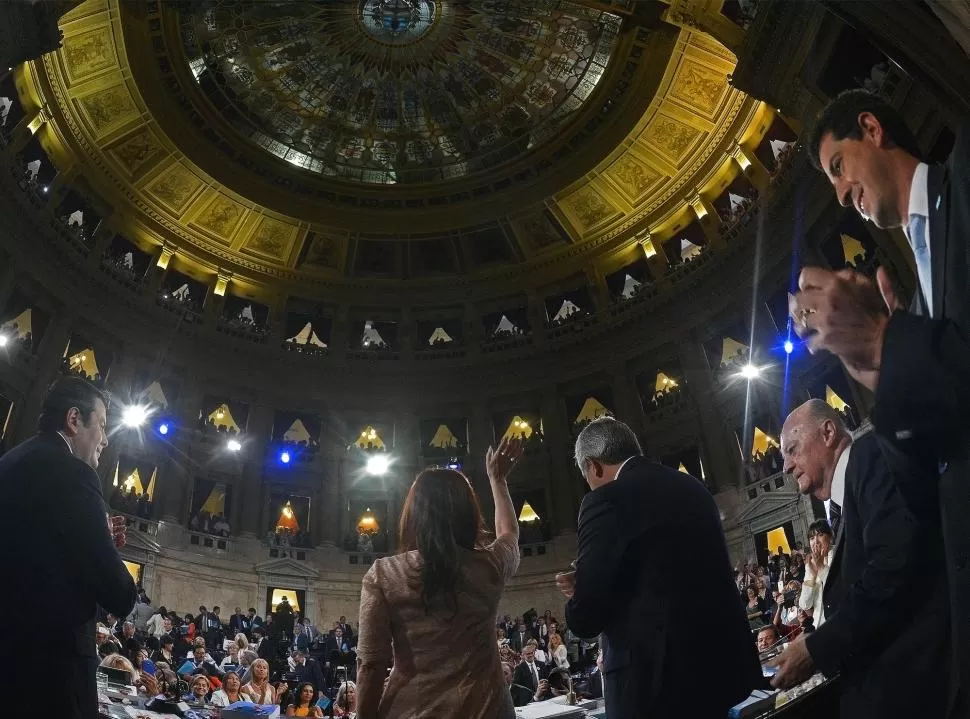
left=268, top=546, right=312, bottom=561
left=519, top=541, right=552, bottom=558
left=188, top=530, right=231, bottom=553
left=743, top=470, right=790, bottom=500
left=481, top=332, right=533, bottom=353
left=116, top=512, right=159, bottom=537
left=346, top=551, right=387, bottom=567
left=414, top=344, right=467, bottom=360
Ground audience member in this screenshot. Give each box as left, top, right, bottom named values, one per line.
left=333, top=681, right=357, bottom=718
left=210, top=671, right=244, bottom=707
left=184, top=674, right=211, bottom=705
left=798, top=520, right=835, bottom=627
left=286, top=681, right=324, bottom=717
left=241, top=658, right=276, bottom=704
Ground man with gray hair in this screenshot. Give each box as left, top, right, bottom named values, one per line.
left=769, top=399, right=949, bottom=718
left=556, top=417, right=760, bottom=718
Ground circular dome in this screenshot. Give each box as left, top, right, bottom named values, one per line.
left=357, top=0, right=439, bottom=45
left=180, top=0, right=622, bottom=184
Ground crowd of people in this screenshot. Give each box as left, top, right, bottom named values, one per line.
left=267, top=526, right=314, bottom=551
left=189, top=510, right=231, bottom=537
left=101, top=252, right=144, bottom=285
left=745, top=442, right=783, bottom=482
left=95, top=594, right=362, bottom=716
left=109, top=484, right=155, bottom=518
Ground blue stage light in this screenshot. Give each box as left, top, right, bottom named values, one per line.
left=784, top=340, right=794, bottom=354
left=280, top=451, right=291, bottom=464
left=158, top=422, right=170, bottom=436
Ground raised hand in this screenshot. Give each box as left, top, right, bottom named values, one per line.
left=486, top=435, right=525, bottom=484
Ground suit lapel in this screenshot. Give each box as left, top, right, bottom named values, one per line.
left=927, top=162, right=949, bottom=319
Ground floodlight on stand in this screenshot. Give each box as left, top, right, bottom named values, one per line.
left=783, top=340, right=794, bottom=355
left=121, top=404, right=152, bottom=428
left=739, top=363, right=761, bottom=380
left=226, top=438, right=242, bottom=452
left=365, top=454, right=391, bottom=475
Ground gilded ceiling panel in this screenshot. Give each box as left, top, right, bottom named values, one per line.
left=62, top=26, right=116, bottom=84
left=559, top=186, right=621, bottom=236
left=639, top=115, right=703, bottom=165
left=510, top=209, right=571, bottom=255
left=668, top=58, right=728, bottom=119
left=107, top=127, right=164, bottom=180
left=602, top=153, right=664, bottom=204
left=75, top=83, right=137, bottom=137
left=301, top=231, right=347, bottom=274
left=189, top=193, right=248, bottom=245
left=242, top=216, right=298, bottom=263
left=143, top=163, right=204, bottom=216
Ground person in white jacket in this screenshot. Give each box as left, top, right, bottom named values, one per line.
left=797, top=520, right=835, bottom=627
left=548, top=633, right=569, bottom=670
left=146, top=606, right=169, bottom=638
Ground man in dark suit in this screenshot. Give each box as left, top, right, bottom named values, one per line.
left=229, top=606, right=247, bottom=636
left=769, top=400, right=949, bottom=717
left=0, top=377, right=137, bottom=718
left=293, top=648, right=327, bottom=699
left=794, top=88, right=970, bottom=711
left=557, top=417, right=761, bottom=719
left=511, top=642, right=550, bottom=703
left=509, top=620, right=533, bottom=654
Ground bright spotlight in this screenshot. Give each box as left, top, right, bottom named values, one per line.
left=0, top=334, right=8, bottom=348
left=783, top=340, right=794, bottom=355
left=365, top=454, right=390, bottom=475
left=121, top=405, right=151, bottom=428
left=42, top=185, right=48, bottom=193
left=280, top=450, right=291, bottom=464
left=739, top=363, right=761, bottom=380
left=227, top=438, right=242, bottom=452
left=158, top=422, right=170, bottom=436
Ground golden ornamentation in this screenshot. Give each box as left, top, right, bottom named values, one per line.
left=146, top=165, right=203, bottom=214
left=303, top=232, right=345, bottom=271
left=605, top=155, right=660, bottom=201
left=78, top=85, right=135, bottom=134
left=110, top=129, right=161, bottom=177
left=63, top=27, right=114, bottom=81
left=195, top=194, right=245, bottom=242
left=672, top=60, right=725, bottom=115
left=642, top=116, right=700, bottom=162
left=245, top=217, right=294, bottom=260
left=564, top=187, right=614, bottom=231
left=515, top=211, right=567, bottom=249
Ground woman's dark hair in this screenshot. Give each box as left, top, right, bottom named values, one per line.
left=398, top=468, right=489, bottom=614
left=807, top=89, right=923, bottom=170
left=38, top=376, right=109, bottom=434
left=807, top=518, right=834, bottom=538
left=746, top=586, right=758, bottom=598
left=290, top=682, right=314, bottom=709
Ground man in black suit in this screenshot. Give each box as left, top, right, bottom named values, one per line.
left=511, top=642, right=550, bottom=703
left=769, top=400, right=949, bottom=717
left=229, top=606, right=247, bottom=636
left=0, top=377, right=137, bottom=718
left=509, top=620, right=533, bottom=654
left=293, top=648, right=327, bottom=699
left=794, top=88, right=970, bottom=711
left=557, top=417, right=761, bottom=719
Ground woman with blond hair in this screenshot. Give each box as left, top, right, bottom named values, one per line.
left=184, top=675, right=211, bottom=704
left=235, top=632, right=249, bottom=650
left=241, top=658, right=275, bottom=704
left=333, top=681, right=358, bottom=718
left=548, top=633, right=569, bottom=670
left=355, top=436, right=524, bottom=718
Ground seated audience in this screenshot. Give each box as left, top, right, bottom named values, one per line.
left=548, top=632, right=569, bottom=670
left=513, top=641, right=550, bottom=702
left=184, top=674, right=211, bottom=705
left=333, top=681, right=358, bottom=718
left=286, top=682, right=324, bottom=717
left=241, top=658, right=276, bottom=704
left=210, top=671, right=244, bottom=707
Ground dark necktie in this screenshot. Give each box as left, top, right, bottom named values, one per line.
left=829, top=500, right=842, bottom=538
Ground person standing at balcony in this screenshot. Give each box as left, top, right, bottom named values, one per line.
left=768, top=399, right=948, bottom=718
left=556, top=417, right=761, bottom=719
left=354, top=436, right=524, bottom=719
left=794, top=87, right=970, bottom=713
left=0, top=376, right=136, bottom=718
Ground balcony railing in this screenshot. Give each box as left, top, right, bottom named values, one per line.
left=188, top=531, right=231, bottom=553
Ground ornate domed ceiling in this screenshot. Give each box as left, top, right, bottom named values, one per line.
left=19, top=0, right=769, bottom=303
left=180, top=0, right=621, bottom=184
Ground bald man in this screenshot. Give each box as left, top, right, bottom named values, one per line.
left=769, top=400, right=948, bottom=718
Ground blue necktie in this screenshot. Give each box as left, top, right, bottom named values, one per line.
left=908, top=214, right=933, bottom=316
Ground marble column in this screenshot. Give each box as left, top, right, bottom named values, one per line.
left=11, top=308, right=73, bottom=444
left=733, top=146, right=771, bottom=192
left=463, top=302, right=482, bottom=358
left=678, top=336, right=742, bottom=490
left=84, top=224, right=115, bottom=270
left=398, top=306, right=414, bottom=360
left=0, top=253, right=16, bottom=312
left=526, top=290, right=548, bottom=349
left=638, top=231, right=669, bottom=280
left=238, top=403, right=273, bottom=538
left=690, top=195, right=726, bottom=248
left=467, top=401, right=495, bottom=526
left=317, top=440, right=343, bottom=547
left=610, top=361, right=645, bottom=437
left=583, top=267, right=612, bottom=312
left=541, top=386, right=577, bottom=536
left=158, top=452, right=189, bottom=524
